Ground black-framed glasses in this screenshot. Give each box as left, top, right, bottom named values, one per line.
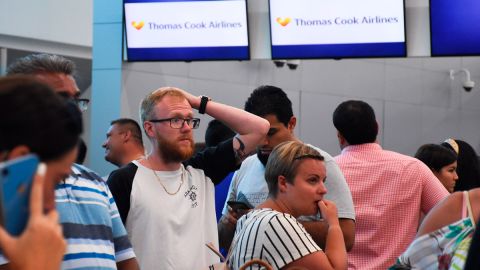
left=149, top=118, right=201, bottom=129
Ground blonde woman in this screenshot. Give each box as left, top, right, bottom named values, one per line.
left=228, top=141, right=347, bottom=270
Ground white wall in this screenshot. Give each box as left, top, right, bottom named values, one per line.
left=2, top=0, right=478, bottom=172
left=120, top=57, right=480, bottom=157
left=0, top=0, right=92, bottom=58
left=119, top=0, right=480, bottom=157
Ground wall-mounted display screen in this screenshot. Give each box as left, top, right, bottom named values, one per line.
left=269, top=0, right=406, bottom=59
left=124, top=0, right=250, bottom=61
left=430, top=0, right=480, bottom=56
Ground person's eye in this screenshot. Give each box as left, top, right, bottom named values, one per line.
left=267, top=129, right=277, bottom=136
left=308, top=178, right=319, bottom=184
left=172, top=118, right=182, bottom=124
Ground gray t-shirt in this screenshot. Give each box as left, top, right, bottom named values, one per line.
left=222, top=144, right=355, bottom=221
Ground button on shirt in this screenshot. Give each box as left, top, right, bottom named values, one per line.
left=334, top=143, right=449, bottom=270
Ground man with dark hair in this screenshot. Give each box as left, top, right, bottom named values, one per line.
left=107, top=87, right=269, bottom=270
left=103, top=118, right=145, bottom=167
left=332, top=100, right=449, bottom=269
left=5, top=54, right=139, bottom=270
left=0, top=76, right=82, bottom=270
left=218, top=85, right=356, bottom=251
left=0, top=76, right=82, bottom=213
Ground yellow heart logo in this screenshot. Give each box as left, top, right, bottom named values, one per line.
left=131, top=21, right=145, bottom=30
left=276, top=17, right=291, bottom=27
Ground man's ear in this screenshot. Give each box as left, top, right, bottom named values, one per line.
left=287, top=116, right=297, bottom=132
left=6, top=145, right=31, bottom=160
left=143, top=122, right=155, bottom=138
left=278, top=175, right=288, bottom=193
left=337, top=131, right=347, bottom=146
left=123, top=130, right=132, bottom=142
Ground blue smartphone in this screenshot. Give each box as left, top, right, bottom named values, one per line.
left=0, top=154, right=39, bottom=236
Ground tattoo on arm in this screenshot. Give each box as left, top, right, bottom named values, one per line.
left=234, top=136, right=248, bottom=163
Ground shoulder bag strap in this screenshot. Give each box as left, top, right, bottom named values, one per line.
left=465, top=190, right=476, bottom=228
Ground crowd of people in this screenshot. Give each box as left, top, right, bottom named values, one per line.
left=1, top=53, right=480, bottom=270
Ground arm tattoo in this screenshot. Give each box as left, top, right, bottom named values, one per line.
left=234, top=136, right=247, bottom=163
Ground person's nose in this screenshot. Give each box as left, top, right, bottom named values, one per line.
left=102, top=140, right=107, bottom=148
left=318, top=182, right=327, bottom=195
left=454, top=171, right=459, bottom=181
left=180, top=120, right=192, bottom=132
left=262, top=136, right=270, bottom=146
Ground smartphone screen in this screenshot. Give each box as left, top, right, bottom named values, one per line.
left=0, top=155, right=39, bottom=236
left=227, top=200, right=252, bottom=212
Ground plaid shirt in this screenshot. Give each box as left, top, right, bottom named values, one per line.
left=335, top=143, right=449, bottom=270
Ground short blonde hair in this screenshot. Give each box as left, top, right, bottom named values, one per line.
left=140, top=86, right=186, bottom=123
left=265, top=141, right=324, bottom=197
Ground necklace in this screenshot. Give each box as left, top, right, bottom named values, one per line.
left=134, top=154, right=145, bottom=161
left=147, top=158, right=184, bottom=195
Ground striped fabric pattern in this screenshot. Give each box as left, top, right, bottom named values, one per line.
left=55, top=164, right=135, bottom=270
left=228, top=209, right=321, bottom=270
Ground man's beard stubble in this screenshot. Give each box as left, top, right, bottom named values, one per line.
left=157, top=134, right=195, bottom=163
left=256, top=149, right=270, bottom=167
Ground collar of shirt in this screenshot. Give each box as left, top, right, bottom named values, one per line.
left=341, top=142, right=382, bottom=154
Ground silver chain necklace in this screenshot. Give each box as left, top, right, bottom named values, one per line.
left=147, top=158, right=184, bottom=196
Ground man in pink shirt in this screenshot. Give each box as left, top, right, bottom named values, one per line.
left=332, top=100, right=449, bottom=270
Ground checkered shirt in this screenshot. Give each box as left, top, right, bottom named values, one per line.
left=335, top=143, right=449, bottom=270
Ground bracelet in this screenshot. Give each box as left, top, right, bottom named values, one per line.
left=198, top=95, right=210, bottom=114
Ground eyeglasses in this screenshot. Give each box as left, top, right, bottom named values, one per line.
left=149, top=118, right=201, bottom=129
left=74, top=98, right=90, bottom=112
left=57, top=91, right=90, bottom=112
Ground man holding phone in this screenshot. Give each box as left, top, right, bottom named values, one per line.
left=218, top=86, right=356, bottom=251
left=6, top=54, right=140, bottom=270
left=0, top=76, right=82, bottom=270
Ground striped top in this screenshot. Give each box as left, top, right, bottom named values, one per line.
left=0, top=164, right=135, bottom=268
left=55, top=164, right=135, bottom=269
left=228, top=209, right=321, bottom=270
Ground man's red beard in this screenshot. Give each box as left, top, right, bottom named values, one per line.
left=157, top=134, right=195, bottom=163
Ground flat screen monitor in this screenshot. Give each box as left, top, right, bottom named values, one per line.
left=124, top=0, right=250, bottom=61
left=269, top=0, right=406, bottom=59
left=430, top=0, right=480, bottom=56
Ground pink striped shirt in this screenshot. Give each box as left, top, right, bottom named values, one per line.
left=335, top=143, right=449, bottom=270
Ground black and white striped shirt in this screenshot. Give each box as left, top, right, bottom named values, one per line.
left=228, top=209, right=321, bottom=270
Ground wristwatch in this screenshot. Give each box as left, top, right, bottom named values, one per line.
left=198, top=95, right=211, bottom=114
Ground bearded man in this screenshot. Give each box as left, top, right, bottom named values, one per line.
left=107, top=87, right=269, bottom=270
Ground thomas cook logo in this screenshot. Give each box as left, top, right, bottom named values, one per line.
left=276, top=17, right=291, bottom=27
left=131, top=21, right=145, bottom=30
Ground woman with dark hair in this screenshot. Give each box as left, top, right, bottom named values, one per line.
left=0, top=76, right=83, bottom=270
left=228, top=141, right=347, bottom=270
left=415, top=143, right=458, bottom=192
left=442, top=138, right=480, bottom=191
